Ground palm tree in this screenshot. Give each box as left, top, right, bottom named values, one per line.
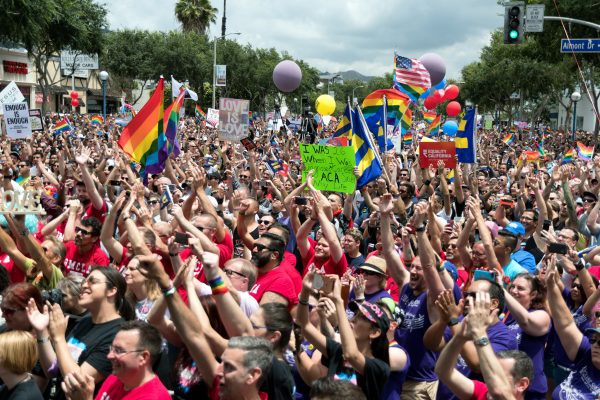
left=175, top=0, right=218, bottom=35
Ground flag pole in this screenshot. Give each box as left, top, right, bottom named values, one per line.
left=383, top=94, right=388, bottom=154
left=356, top=104, right=392, bottom=183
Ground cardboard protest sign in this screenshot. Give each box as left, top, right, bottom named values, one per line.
left=206, top=108, right=220, bottom=128
left=219, top=98, right=249, bottom=142
left=3, top=102, right=32, bottom=139
left=300, top=144, right=356, bottom=193
left=419, top=141, right=456, bottom=169
left=29, top=109, right=44, bottom=132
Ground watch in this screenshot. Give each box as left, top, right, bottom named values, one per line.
left=448, top=317, right=460, bottom=327
left=474, top=336, right=490, bottom=347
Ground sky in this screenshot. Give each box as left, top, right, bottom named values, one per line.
left=103, top=0, right=505, bottom=81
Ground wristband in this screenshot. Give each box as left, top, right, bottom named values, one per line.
left=436, top=262, right=445, bottom=272
left=168, top=253, right=178, bottom=257
left=415, top=225, right=426, bottom=233
left=298, top=298, right=309, bottom=306
left=355, top=297, right=365, bottom=303
left=423, top=179, right=431, bottom=186
left=310, top=217, right=318, bottom=221
left=448, top=317, right=460, bottom=327
left=209, top=276, right=229, bottom=295
left=575, top=260, right=585, bottom=271
left=162, top=286, right=176, bottom=297
left=37, top=336, right=50, bottom=344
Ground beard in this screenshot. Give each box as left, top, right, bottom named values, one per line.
left=251, top=252, right=270, bottom=268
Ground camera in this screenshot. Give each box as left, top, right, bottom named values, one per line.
left=42, top=288, right=63, bottom=307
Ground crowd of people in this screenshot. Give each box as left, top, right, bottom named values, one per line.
left=0, top=110, right=598, bottom=400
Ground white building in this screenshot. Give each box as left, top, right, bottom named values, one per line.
left=556, top=90, right=599, bottom=132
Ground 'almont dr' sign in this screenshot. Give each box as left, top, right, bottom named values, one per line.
left=561, top=39, right=600, bottom=53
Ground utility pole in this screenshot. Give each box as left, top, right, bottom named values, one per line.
left=221, top=0, right=226, bottom=38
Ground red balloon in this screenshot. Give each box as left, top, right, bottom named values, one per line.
left=71, top=98, right=79, bottom=107
left=70, top=91, right=79, bottom=99
left=433, top=89, right=445, bottom=102
left=423, top=96, right=437, bottom=110
left=446, top=101, right=461, bottom=117
left=445, top=85, right=459, bottom=100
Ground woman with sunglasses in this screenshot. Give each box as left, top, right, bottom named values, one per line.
left=546, top=262, right=600, bottom=398
left=503, top=272, right=551, bottom=400
left=297, top=270, right=390, bottom=399
left=26, top=266, right=134, bottom=400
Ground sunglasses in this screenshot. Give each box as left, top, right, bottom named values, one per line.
left=359, top=269, right=381, bottom=276
left=257, top=219, right=272, bottom=225
left=254, top=243, right=275, bottom=252
left=224, top=269, right=247, bottom=279
left=75, top=227, right=94, bottom=236
left=583, top=198, right=596, bottom=203
left=590, top=337, right=600, bottom=346
left=148, top=200, right=159, bottom=205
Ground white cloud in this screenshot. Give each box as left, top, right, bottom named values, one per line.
left=102, top=0, right=503, bottom=80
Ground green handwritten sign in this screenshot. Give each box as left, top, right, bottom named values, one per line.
left=300, top=144, right=356, bottom=193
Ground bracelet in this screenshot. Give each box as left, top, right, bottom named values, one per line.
left=415, top=225, right=426, bottom=232
left=37, top=336, right=50, bottom=344
left=162, top=286, right=176, bottom=297
left=575, top=260, right=585, bottom=271
left=423, top=179, right=431, bottom=186
left=168, top=253, right=178, bottom=257
left=355, top=297, right=365, bottom=303
left=436, top=262, right=445, bottom=272
left=209, top=276, right=229, bottom=295
left=298, top=298, right=309, bottom=306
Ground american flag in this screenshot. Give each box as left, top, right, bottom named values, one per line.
left=394, top=53, right=431, bottom=88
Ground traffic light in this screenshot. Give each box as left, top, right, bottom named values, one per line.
left=504, top=2, right=524, bottom=44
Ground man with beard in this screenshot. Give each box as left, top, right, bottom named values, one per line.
left=74, top=147, right=108, bottom=223
left=61, top=321, right=171, bottom=399
left=248, top=232, right=297, bottom=307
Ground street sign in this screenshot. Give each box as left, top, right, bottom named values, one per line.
left=60, top=50, right=98, bottom=71
left=525, top=4, right=545, bottom=32
left=561, top=39, right=600, bottom=53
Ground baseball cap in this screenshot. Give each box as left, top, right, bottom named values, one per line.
left=582, top=191, right=598, bottom=202
left=584, top=327, right=600, bottom=336
left=358, top=256, right=387, bottom=276
left=503, top=221, right=526, bottom=236
left=348, top=301, right=390, bottom=332
left=485, top=221, right=500, bottom=239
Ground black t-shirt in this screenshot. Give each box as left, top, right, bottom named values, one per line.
left=233, top=226, right=259, bottom=258
left=0, top=378, right=43, bottom=400
left=523, top=236, right=544, bottom=264
left=321, top=337, right=390, bottom=399
left=260, top=356, right=294, bottom=400
left=46, top=315, right=123, bottom=400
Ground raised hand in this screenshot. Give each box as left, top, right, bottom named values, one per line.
left=26, top=298, right=49, bottom=333
left=74, top=146, right=92, bottom=165
left=464, top=292, right=496, bottom=338
left=48, top=302, right=69, bottom=340
left=434, top=289, right=463, bottom=323
left=62, top=371, right=95, bottom=400
left=379, top=193, right=394, bottom=215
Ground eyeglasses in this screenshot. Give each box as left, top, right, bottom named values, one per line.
left=108, top=345, right=145, bottom=356
left=148, top=200, right=159, bottom=205
left=595, top=311, right=600, bottom=318
left=257, top=219, right=272, bottom=225
left=589, top=337, right=600, bottom=346
left=224, top=269, right=247, bottom=279
left=239, top=175, right=250, bottom=179
left=75, top=227, right=94, bottom=236
left=359, top=269, right=381, bottom=276
left=82, top=277, right=109, bottom=287
left=583, top=198, right=596, bottom=203
left=464, top=291, right=477, bottom=298
left=0, top=307, right=22, bottom=317
left=18, top=163, right=27, bottom=167
left=254, top=243, right=274, bottom=252
left=447, top=244, right=458, bottom=249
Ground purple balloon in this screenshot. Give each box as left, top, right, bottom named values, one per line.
left=273, top=60, right=302, bottom=92
left=419, top=53, right=446, bottom=87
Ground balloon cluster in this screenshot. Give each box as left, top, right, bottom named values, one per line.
left=70, top=91, right=79, bottom=108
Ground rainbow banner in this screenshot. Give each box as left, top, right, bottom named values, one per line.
left=90, top=115, right=104, bottom=125
left=502, top=133, right=515, bottom=145
left=422, top=112, right=436, bottom=124
left=577, top=142, right=594, bottom=161
left=162, top=90, right=185, bottom=159
left=403, top=132, right=413, bottom=146
left=524, top=151, right=540, bottom=162
left=401, top=108, right=413, bottom=134
left=118, top=77, right=165, bottom=175
left=426, top=114, right=441, bottom=136
left=195, top=104, right=206, bottom=119
left=53, top=118, right=72, bottom=134
left=563, top=149, right=574, bottom=164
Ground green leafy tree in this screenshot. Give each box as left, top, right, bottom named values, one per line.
left=175, top=0, right=218, bottom=35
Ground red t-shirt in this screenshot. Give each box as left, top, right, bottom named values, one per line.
left=182, top=231, right=234, bottom=283
left=95, top=374, right=171, bottom=400
left=249, top=266, right=298, bottom=307
left=280, top=251, right=302, bottom=295
left=471, top=380, right=488, bottom=400
left=84, top=200, right=108, bottom=224
left=0, top=253, right=25, bottom=284
left=62, top=241, right=110, bottom=277
left=301, top=237, right=348, bottom=277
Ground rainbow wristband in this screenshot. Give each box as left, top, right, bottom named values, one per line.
left=209, top=276, right=229, bottom=296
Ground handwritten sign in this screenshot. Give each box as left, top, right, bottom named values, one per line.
left=3, top=102, right=32, bottom=139
left=419, top=141, right=456, bottom=168
left=0, top=189, right=45, bottom=215
left=300, top=145, right=356, bottom=193
left=219, top=98, right=249, bottom=142
left=206, top=108, right=220, bottom=128
left=29, top=109, right=44, bottom=132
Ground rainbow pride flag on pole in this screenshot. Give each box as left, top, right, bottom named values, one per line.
left=502, top=133, right=515, bottom=145
left=118, top=77, right=165, bottom=175
left=403, top=132, right=413, bottom=146
left=53, top=118, right=72, bottom=134
left=422, top=112, right=436, bottom=124
left=162, top=90, right=185, bottom=159
left=577, top=142, right=594, bottom=161
left=195, top=104, right=206, bottom=119
left=91, top=115, right=104, bottom=125
left=426, top=114, right=441, bottom=136
left=563, top=148, right=574, bottom=164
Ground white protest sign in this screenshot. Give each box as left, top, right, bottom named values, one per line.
left=3, top=102, right=32, bottom=139
left=0, top=81, right=25, bottom=108
left=218, top=98, right=249, bottom=142
left=206, top=108, right=220, bottom=128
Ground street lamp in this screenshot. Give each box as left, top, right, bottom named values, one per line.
left=212, top=32, right=241, bottom=109
left=327, top=74, right=341, bottom=97
left=99, top=70, right=109, bottom=121
left=571, top=91, right=581, bottom=142
left=352, top=85, right=364, bottom=105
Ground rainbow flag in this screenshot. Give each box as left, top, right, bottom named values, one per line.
left=422, top=112, right=436, bottom=124
left=403, top=132, right=413, bottom=146
left=577, top=142, right=594, bottom=161
left=90, top=115, right=103, bottom=125
left=401, top=108, right=413, bottom=134
left=524, top=151, right=540, bottom=162
left=362, top=89, right=410, bottom=123
left=502, top=133, right=515, bottom=145
left=195, top=104, right=206, bottom=119
left=118, top=77, right=165, bottom=175
left=563, top=149, right=574, bottom=164
left=426, top=114, right=441, bottom=136
left=162, top=90, right=185, bottom=159
left=53, top=118, right=72, bottom=134
left=535, top=142, right=545, bottom=157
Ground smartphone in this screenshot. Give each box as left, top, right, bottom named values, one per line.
left=321, top=276, right=336, bottom=294
left=474, top=269, right=497, bottom=282
left=548, top=242, right=569, bottom=255
left=542, top=220, right=552, bottom=231
left=295, top=196, right=308, bottom=205
left=312, top=274, right=324, bottom=290
left=174, top=232, right=189, bottom=246
left=109, top=180, right=121, bottom=186
left=241, top=137, right=256, bottom=151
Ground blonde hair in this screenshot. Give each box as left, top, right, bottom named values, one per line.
left=0, top=331, right=38, bottom=374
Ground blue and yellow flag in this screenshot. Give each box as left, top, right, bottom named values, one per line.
left=353, top=106, right=383, bottom=189
left=334, top=103, right=354, bottom=139
left=364, top=102, right=395, bottom=152
left=455, top=108, right=477, bottom=163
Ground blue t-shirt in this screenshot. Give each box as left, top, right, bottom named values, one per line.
left=552, top=336, right=600, bottom=399
left=502, top=259, right=527, bottom=284
left=511, top=249, right=536, bottom=274
left=505, top=310, right=549, bottom=396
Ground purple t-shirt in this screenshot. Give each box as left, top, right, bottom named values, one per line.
left=552, top=336, right=600, bottom=399
left=395, top=284, right=462, bottom=382
left=551, top=291, right=591, bottom=370
left=505, top=310, right=549, bottom=396
left=381, top=341, right=410, bottom=400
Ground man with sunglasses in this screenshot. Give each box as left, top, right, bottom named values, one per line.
left=61, top=321, right=171, bottom=399
left=62, top=212, right=109, bottom=278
